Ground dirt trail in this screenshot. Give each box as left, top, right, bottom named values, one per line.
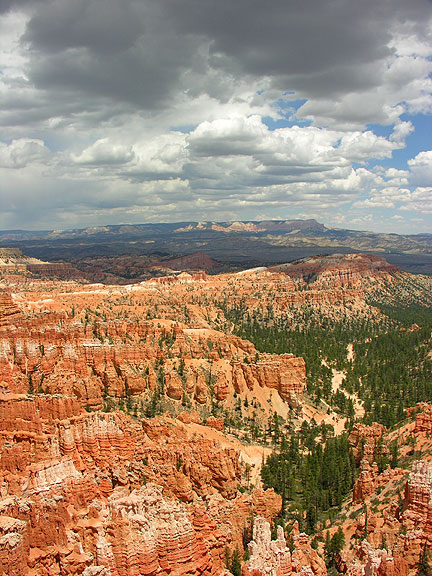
left=315, top=343, right=364, bottom=432
left=329, top=343, right=364, bottom=419
left=330, top=366, right=364, bottom=419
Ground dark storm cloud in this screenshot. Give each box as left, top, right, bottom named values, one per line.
left=0, top=0, right=35, bottom=14
left=24, top=0, right=145, bottom=53
left=17, top=0, right=431, bottom=115
left=22, top=0, right=202, bottom=111
left=168, top=0, right=390, bottom=71
left=159, top=0, right=432, bottom=96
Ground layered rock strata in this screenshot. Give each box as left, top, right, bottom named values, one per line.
left=346, top=459, right=432, bottom=574
left=0, top=285, right=306, bottom=409
left=348, top=423, right=386, bottom=464
left=243, top=517, right=327, bottom=576
left=0, top=291, right=20, bottom=327
left=0, top=392, right=283, bottom=575
left=414, top=404, right=432, bottom=435
left=352, top=459, right=380, bottom=503
left=272, top=254, right=399, bottom=288
left=0, top=247, right=81, bottom=279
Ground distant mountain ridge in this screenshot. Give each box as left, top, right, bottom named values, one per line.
left=0, top=219, right=327, bottom=240
left=174, top=219, right=326, bottom=233
left=1, top=219, right=431, bottom=275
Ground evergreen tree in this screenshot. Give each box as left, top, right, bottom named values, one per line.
left=324, top=531, right=331, bottom=562
left=363, top=504, right=368, bottom=540
left=390, top=442, right=399, bottom=469
left=325, top=527, right=345, bottom=568
left=230, top=547, right=242, bottom=576
left=418, top=542, right=430, bottom=576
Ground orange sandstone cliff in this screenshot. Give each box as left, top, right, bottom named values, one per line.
left=0, top=253, right=424, bottom=576
left=0, top=392, right=284, bottom=575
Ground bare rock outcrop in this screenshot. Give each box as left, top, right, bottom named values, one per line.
left=232, top=355, right=305, bottom=406
left=103, top=483, right=222, bottom=575
left=0, top=291, right=20, bottom=327
left=243, top=518, right=326, bottom=576
left=291, top=533, right=327, bottom=576
left=274, top=254, right=399, bottom=288
left=347, top=459, right=432, bottom=574
left=0, top=290, right=306, bottom=410
left=403, top=460, right=432, bottom=523
left=352, top=459, right=379, bottom=503
left=414, top=404, right=432, bottom=435
left=348, top=541, right=408, bottom=576
left=243, top=516, right=292, bottom=576
left=348, top=423, right=386, bottom=464
left=0, top=391, right=289, bottom=575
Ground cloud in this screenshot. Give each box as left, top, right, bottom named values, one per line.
left=0, top=138, right=50, bottom=167
left=0, top=0, right=431, bottom=232
left=71, top=138, right=135, bottom=165
left=408, top=150, right=432, bottom=186
left=399, top=187, right=432, bottom=214
left=0, top=0, right=428, bottom=131
left=351, top=151, right=432, bottom=217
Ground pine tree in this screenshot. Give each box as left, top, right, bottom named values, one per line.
left=325, top=527, right=345, bottom=568
left=390, top=442, right=399, bottom=468
left=230, top=547, right=242, bottom=576
left=324, top=531, right=331, bottom=564
left=418, top=542, right=430, bottom=576
left=363, top=504, right=368, bottom=539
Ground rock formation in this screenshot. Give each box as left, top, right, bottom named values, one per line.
left=344, top=457, right=432, bottom=574
left=352, top=459, right=380, bottom=503
left=0, top=251, right=427, bottom=576
left=158, top=252, right=221, bottom=272
left=0, top=247, right=81, bottom=280
left=348, top=423, right=386, bottom=464
left=272, top=253, right=399, bottom=288
left=0, top=390, right=286, bottom=575
left=291, top=533, right=327, bottom=576
left=0, top=276, right=306, bottom=410
left=244, top=517, right=327, bottom=576
left=0, top=290, right=20, bottom=327
left=244, top=517, right=292, bottom=576
left=413, top=404, right=432, bottom=435
left=347, top=541, right=408, bottom=576
left=403, top=460, right=432, bottom=525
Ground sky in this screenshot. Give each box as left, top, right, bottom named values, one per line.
left=0, top=0, right=431, bottom=233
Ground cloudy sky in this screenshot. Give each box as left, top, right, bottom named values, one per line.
left=0, top=0, right=431, bottom=233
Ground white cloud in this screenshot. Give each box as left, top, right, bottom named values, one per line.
left=399, top=187, right=432, bottom=213
left=0, top=9, right=27, bottom=77
left=71, top=138, right=135, bottom=165
left=408, top=150, right=432, bottom=187
left=0, top=138, right=50, bottom=168
left=390, top=121, right=414, bottom=144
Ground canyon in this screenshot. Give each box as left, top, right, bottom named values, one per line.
left=0, top=250, right=432, bottom=575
